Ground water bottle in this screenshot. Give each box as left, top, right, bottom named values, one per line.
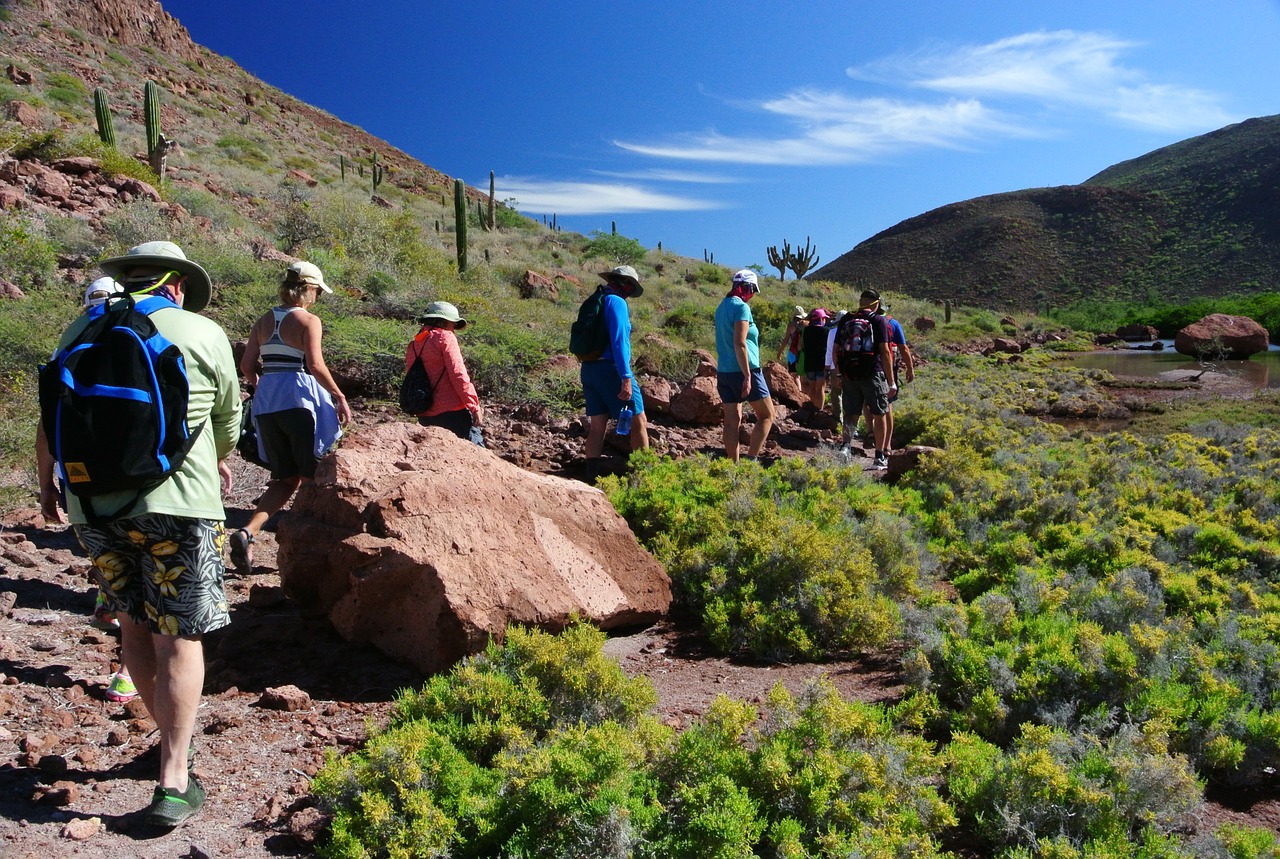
left=615, top=405, right=633, bottom=436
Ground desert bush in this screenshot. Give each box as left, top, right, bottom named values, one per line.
left=42, top=70, right=87, bottom=106
left=314, top=626, right=957, bottom=859
left=0, top=213, right=59, bottom=287
left=582, top=230, right=645, bottom=265
left=606, top=453, right=929, bottom=660
left=945, top=723, right=1201, bottom=857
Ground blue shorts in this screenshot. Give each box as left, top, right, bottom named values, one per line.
left=717, top=368, right=770, bottom=405
left=581, top=360, right=644, bottom=418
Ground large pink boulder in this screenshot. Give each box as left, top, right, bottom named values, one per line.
left=669, top=376, right=722, bottom=425
left=276, top=423, right=671, bottom=674
left=1174, top=314, right=1270, bottom=359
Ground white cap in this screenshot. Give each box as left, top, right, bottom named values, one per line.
left=732, top=269, right=759, bottom=290
left=287, top=261, right=331, bottom=293
left=83, top=276, right=123, bottom=307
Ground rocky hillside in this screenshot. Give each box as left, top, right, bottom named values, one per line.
left=811, top=115, right=1280, bottom=311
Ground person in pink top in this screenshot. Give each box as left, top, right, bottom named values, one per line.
left=405, top=301, right=484, bottom=441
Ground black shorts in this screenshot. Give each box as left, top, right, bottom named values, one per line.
left=257, top=407, right=318, bottom=480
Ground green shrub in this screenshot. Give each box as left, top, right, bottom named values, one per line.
left=215, top=133, right=271, bottom=167
left=582, top=230, right=645, bottom=265
left=0, top=214, right=59, bottom=288
left=606, top=453, right=927, bottom=660
left=43, top=71, right=87, bottom=106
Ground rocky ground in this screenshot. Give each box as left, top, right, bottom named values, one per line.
left=1, top=373, right=1277, bottom=858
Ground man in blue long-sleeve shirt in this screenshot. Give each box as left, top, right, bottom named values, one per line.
left=580, top=266, right=649, bottom=480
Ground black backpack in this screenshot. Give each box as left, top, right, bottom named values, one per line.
left=38, top=294, right=200, bottom=523
left=834, top=310, right=879, bottom=377
left=569, top=288, right=610, bottom=361
left=399, top=340, right=443, bottom=415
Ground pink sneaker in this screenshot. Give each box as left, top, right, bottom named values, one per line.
left=105, top=671, right=138, bottom=703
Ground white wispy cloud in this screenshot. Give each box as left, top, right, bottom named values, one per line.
left=493, top=177, right=720, bottom=215
left=590, top=168, right=741, bottom=184
left=616, top=94, right=1019, bottom=165
left=854, top=30, right=1234, bottom=132
left=613, top=30, right=1233, bottom=167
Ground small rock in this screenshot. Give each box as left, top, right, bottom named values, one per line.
left=105, top=725, right=128, bottom=746
left=60, top=816, right=101, bottom=841
left=288, top=806, right=328, bottom=847
left=260, top=685, right=311, bottom=712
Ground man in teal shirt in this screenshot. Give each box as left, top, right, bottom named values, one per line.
left=714, top=269, right=775, bottom=462
left=37, top=241, right=240, bottom=829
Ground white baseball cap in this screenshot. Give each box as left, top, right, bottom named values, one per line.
left=83, top=276, right=123, bottom=307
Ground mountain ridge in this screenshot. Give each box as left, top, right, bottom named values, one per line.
left=811, top=115, right=1280, bottom=311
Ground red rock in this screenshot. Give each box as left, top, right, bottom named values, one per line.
left=520, top=269, right=558, bottom=300
left=260, top=685, right=312, bottom=712
left=113, top=177, right=161, bottom=202
left=33, top=169, right=71, bottom=201
left=1116, top=323, right=1159, bottom=342
left=276, top=423, right=671, bottom=674
left=639, top=374, right=672, bottom=414
left=762, top=361, right=804, bottom=408
left=0, top=278, right=24, bottom=299
left=61, top=816, right=101, bottom=841
left=1174, top=314, right=1270, bottom=358
left=913, top=316, right=936, bottom=333
left=670, top=376, right=722, bottom=425
left=4, top=100, right=37, bottom=127
left=289, top=806, right=328, bottom=847
left=52, top=157, right=100, bottom=175
left=286, top=169, right=318, bottom=187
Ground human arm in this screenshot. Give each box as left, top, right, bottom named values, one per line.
left=875, top=315, right=896, bottom=390
left=299, top=312, right=352, bottom=425
left=35, top=423, right=62, bottom=524
left=900, top=343, right=915, bottom=383
left=603, top=295, right=634, bottom=396
left=777, top=320, right=794, bottom=361
left=734, top=319, right=752, bottom=397
left=239, top=315, right=263, bottom=388
left=439, top=331, right=483, bottom=424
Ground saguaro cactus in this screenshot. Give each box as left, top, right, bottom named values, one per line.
left=788, top=236, right=820, bottom=280
left=143, top=80, right=174, bottom=182
left=93, top=88, right=116, bottom=149
left=766, top=241, right=791, bottom=281
left=371, top=152, right=383, bottom=192
left=487, top=170, right=496, bottom=231
left=454, top=179, right=469, bottom=274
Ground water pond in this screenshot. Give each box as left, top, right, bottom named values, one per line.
left=1065, top=341, right=1280, bottom=390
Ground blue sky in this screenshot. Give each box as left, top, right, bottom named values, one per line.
left=161, top=0, right=1280, bottom=274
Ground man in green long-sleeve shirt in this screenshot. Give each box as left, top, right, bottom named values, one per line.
left=37, top=241, right=240, bottom=829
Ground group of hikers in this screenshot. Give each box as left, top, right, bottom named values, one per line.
left=577, top=264, right=915, bottom=474
left=34, top=239, right=483, bottom=829
left=33, top=244, right=909, bottom=830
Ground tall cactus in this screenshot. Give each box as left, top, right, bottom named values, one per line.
left=789, top=236, right=820, bottom=280
left=454, top=179, right=469, bottom=274
left=487, top=170, right=496, bottom=231
left=143, top=80, right=174, bottom=182
left=766, top=241, right=791, bottom=281
left=339, top=153, right=346, bottom=182
left=93, top=88, right=116, bottom=149
left=371, top=151, right=383, bottom=192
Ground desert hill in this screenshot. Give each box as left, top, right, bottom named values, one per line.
left=811, top=115, right=1280, bottom=311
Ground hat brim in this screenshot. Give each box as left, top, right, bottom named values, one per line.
left=100, top=254, right=213, bottom=313
left=598, top=271, right=643, bottom=297
left=418, top=314, right=468, bottom=329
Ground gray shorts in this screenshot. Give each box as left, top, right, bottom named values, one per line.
left=75, top=513, right=230, bottom=636
left=841, top=373, right=890, bottom=419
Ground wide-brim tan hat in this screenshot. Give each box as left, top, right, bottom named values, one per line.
left=598, top=265, right=643, bottom=297
left=417, top=300, right=468, bottom=329
left=99, top=241, right=213, bottom=312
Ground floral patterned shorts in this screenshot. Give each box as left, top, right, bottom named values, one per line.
left=74, top=514, right=231, bottom=636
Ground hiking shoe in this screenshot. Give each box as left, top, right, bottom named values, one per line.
left=144, top=775, right=205, bottom=828
left=228, top=528, right=253, bottom=575
left=872, top=453, right=889, bottom=470
left=90, top=592, right=119, bottom=631
left=105, top=671, right=138, bottom=703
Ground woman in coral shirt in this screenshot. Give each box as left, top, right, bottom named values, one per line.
left=405, top=301, right=484, bottom=441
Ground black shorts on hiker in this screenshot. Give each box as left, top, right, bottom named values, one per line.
left=418, top=408, right=473, bottom=439
left=256, top=407, right=318, bottom=480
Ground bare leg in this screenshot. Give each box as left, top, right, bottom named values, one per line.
left=630, top=411, right=649, bottom=451
left=584, top=414, right=608, bottom=459
left=746, top=397, right=775, bottom=457
left=722, top=403, right=743, bottom=462
left=871, top=411, right=891, bottom=455
left=244, top=476, right=303, bottom=537
left=119, top=618, right=204, bottom=791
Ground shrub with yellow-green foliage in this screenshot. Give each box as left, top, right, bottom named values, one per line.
left=312, top=624, right=956, bottom=859
left=605, top=452, right=930, bottom=660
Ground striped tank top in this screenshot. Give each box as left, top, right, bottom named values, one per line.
left=260, top=306, right=306, bottom=374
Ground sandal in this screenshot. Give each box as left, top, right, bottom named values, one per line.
left=228, top=528, right=254, bottom=575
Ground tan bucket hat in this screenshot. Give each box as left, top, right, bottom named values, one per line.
left=99, top=241, right=213, bottom=312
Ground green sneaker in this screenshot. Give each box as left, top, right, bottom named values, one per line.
left=144, top=774, right=205, bottom=828
left=105, top=671, right=138, bottom=703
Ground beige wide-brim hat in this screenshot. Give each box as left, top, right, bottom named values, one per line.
left=417, top=300, right=468, bottom=329
left=99, top=241, right=213, bottom=312
left=598, top=265, right=643, bottom=297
